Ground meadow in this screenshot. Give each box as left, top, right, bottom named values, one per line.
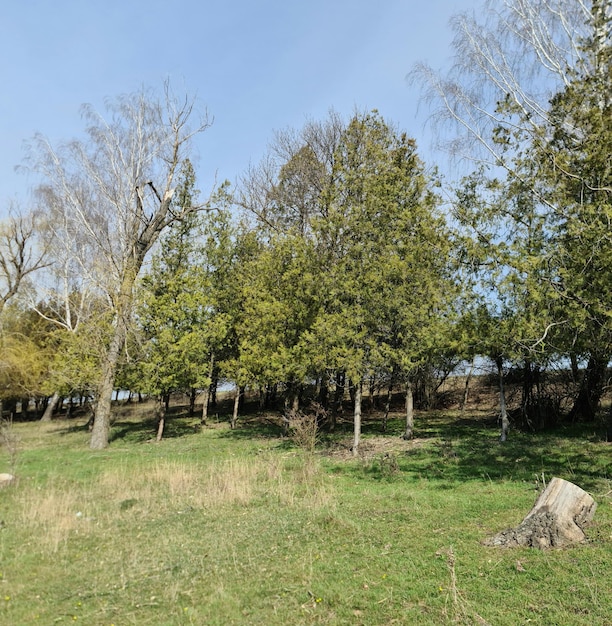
left=0, top=396, right=611, bottom=625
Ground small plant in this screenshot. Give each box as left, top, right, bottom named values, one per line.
left=290, top=407, right=321, bottom=455
left=443, top=546, right=491, bottom=626
left=373, top=452, right=400, bottom=479
left=437, top=438, right=457, bottom=460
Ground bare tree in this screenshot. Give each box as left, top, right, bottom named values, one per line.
left=0, top=205, right=48, bottom=315
left=28, top=85, right=212, bottom=448
left=236, top=110, right=344, bottom=235
left=411, top=0, right=604, bottom=168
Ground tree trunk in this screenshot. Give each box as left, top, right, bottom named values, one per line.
left=230, top=385, right=243, bottom=430
left=326, top=371, right=343, bottom=432
left=284, top=380, right=300, bottom=415
left=90, top=275, right=133, bottom=449
left=382, top=380, right=393, bottom=433
left=348, top=379, right=356, bottom=406
left=155, top=397, right=166, bottom=442
left=368, top=376, right=376, bottom=411
left=40, top=391, right=60, bottom=422
left=210, top=375, right=218, bottom=407
left=352, top=381, right=362, bottom=457
left=403, top=378, right=414, bottom=440
left=200, top=386, right=210, bottom=428
left=496, top=356, right=509, bottom=442
left=485, top=477, right=597, bottom=549
left=460, top=357, right=475, bottom=412
left=189, top=387, right=197, bottom=416
left=569, top=354, right=608, bottom=422
left=318, top=373, right=329, bottom=408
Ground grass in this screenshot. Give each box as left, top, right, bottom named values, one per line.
left=0, top=403, right=611, bottom=625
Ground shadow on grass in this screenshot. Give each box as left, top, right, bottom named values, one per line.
left=51, top=400, right=611, bottom=492
left=372, top=412, right=611, bottom=492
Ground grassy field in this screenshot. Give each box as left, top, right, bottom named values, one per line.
left=0, top=401, right=611, bottom=625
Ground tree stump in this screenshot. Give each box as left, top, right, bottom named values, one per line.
left=484, top=477, right=597, bottom=549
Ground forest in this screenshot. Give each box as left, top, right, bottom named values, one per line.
left=0, top=0, right=610, bottom=453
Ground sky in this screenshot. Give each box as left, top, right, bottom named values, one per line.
left=0, top=0, right=482, bottom=216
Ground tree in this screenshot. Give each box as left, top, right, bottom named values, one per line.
left=308, top=111, right=454, bottom=452
left=29, top=86, right=212, bottom=448
left=414, top=0, right=611, bottom=423
left=232, top=112, right=345, bottom=417
left=453, top=169, right=563, bottom=436
left=137, top=162, right=231, bottom=437
left=533, top=11, right=611, bottom=420
left=0, top=304, right=54, bottom=417
left=236, top=111, right=344, bottom=237
left=231, top=231, right=321, bottom=424
left=0, top=206, right=48, bottom=315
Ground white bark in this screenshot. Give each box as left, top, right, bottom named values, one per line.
left=28, top=86, right=212, bottom=449
left=411, top=0, right=607, bottom=167
left=352, top=381, right=362, bottom=457
left=496, top=357, right=509, bottom=442
left=403, top=379, right=414, bottom=440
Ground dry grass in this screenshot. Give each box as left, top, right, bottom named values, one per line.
left=15, top=484, right=87, bottom=553
left=11, top=452, right=334, bottom=554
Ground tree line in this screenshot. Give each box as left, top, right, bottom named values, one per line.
left=0, top=0, right=610, bottom=450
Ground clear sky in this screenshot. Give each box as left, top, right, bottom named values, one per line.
left=1, top=0, right=481, bottom=214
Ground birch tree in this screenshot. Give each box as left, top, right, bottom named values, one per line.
left=28, top=86, right=212, bottom=448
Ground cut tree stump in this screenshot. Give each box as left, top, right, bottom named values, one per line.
left=484, top=477, right=597, bottom=549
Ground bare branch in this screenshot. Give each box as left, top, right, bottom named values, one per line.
left=0, top=205, right=50, bottom=314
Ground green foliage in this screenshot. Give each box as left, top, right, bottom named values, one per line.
left=450, top=1, right=611, bottom=421
left=0, top=305, right=54, bottom=401
left=137, top=161, right=232, bottom=399
left=310, top=111, right=458, bottom=384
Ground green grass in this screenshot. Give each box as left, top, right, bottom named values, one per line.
left=0, top=407, right=611, bottom=625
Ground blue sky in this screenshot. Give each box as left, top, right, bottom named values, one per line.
left=1, top=0, right=481, bottom=214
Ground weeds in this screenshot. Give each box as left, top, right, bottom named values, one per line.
left=443, top=546, right=491, bottom=626
left=371, top=452, right=400, bottom=479
left=290, top=405, right=321, bottom=454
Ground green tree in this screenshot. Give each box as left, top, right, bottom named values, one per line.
left=138, top=163, right=232, bottom=438
left=0, top=304, right=54, bottom=417
left=232, top=113, right=344, bottom=417
left=415, top=0, right=611, bottom=425
left=533, top=7, right=611, bottom=420
left=309, top=111, right=455, bottom=451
